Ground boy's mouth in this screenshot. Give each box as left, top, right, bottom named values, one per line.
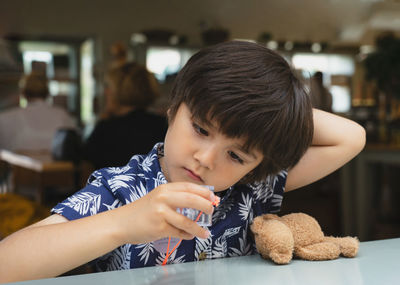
left=183, top=167, right=204, bottom=182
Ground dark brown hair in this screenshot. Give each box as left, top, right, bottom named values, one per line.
left=168, top=41, right=313, bottom=183
left=107, top=62, right=159, bottom=109
left=21, top=72, right=49, bottom=99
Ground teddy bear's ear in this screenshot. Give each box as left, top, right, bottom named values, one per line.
left=263, top=214, right=278, bottom=220
left=250, top=216, right=264, bottom=234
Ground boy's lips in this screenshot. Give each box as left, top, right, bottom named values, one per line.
left=183, top=167, right=203, bottom=182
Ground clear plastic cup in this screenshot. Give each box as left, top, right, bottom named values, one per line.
left=177, top=185, right=214, bottom=227
left=153, top=185, right=214, bottom=254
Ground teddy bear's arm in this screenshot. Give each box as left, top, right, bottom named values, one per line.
left=295, top=242, right=340, bottom=261
left=323, top=236, right=359, bottom=257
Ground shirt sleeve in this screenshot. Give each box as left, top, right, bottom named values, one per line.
left=250, top=170, right=288, bottom=217
left=51, top=170, right=118, bottom=221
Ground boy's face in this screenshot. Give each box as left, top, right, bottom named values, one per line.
left=160, top=103, right=263, bottom=192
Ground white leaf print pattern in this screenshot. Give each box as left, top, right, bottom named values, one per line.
left=141, top=153, right=157, bottom=172
left=127, top=181, right=148, bottom=203
left=155, top=250, right=186, bottom=265
left=276, top=170, right=287, bottom=192
left=90, top=179, right=102, bottom=188
left=87, top=171, right=103, bottom=187
left=270, top=194, right=283, bottom=211
left=251, top=179, right=274, bottom=203
left=211, top=226, right=241, bottom=259
left=229, top=224, right=252, bottom=257
left=251, top=171, right=286, bottom=203
left=238, top=193, right=252, bottom=221
left=195, top=235, right=213, bottom=260
left=106, top=165, right=131, bottom=175
left=103, top=199, right=123, bottom=211
left=155, top=252, right=167, bottom=265
left=212, top=196, right=235, bottom=223
left=106, top=244, right=132, bottom=271
left=62, top=192, right=101, bottom=215
left=153, top=171, right=167, bottom=188
left=278, top=169, right=288, bottom=180
left=249, top=207, right=254, bottom=223
left=52, top=207, right=64, bottom=214
left=212, top=236, right=227, bottom=258
left=108, top=174, right=135, bottom=193
left=136, top=242, right=155, bottom=265
left=131, top=155, right=142, bottom=164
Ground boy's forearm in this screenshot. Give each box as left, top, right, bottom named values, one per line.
left=311, top=109, right=366, bottom=149
left=0, top=210, right=122, bottom=283
left=309, top=108, right=366, bottom=171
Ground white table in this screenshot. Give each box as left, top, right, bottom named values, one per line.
left=7, top=238, right=400, bottom=285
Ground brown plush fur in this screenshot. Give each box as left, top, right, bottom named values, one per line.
left=250, top=213, right=359, bottom=264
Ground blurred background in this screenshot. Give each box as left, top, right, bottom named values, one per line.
left=1, top=0, right=400, bottom=245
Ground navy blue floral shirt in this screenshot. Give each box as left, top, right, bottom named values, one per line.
left=52, top=143, right=286, bottom=271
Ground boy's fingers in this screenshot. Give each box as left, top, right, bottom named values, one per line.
left=166, top=192, right=214, bottom=215
left=163, top=182, right=215, bottom=202
left=165, top=210, right=210, bottom=240
left=161, top=223, right=194, bottom=240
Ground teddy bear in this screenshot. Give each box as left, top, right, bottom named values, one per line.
left=250, top=212, right=359, bottom=264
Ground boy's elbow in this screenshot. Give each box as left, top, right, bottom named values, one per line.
left=351, top=123, right=366, bottom=155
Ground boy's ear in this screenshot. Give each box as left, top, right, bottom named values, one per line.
left=166, top=108, right=173, bottom=124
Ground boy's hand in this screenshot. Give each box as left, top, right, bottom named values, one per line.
left=113, top=182, right=215, bottom=245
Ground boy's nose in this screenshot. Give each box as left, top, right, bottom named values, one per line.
left=193, top=144, right=217, bottom=170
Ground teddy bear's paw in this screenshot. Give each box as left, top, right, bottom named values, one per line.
left=269, top=249, right=293, bottom=264
left=252, top=218, right=294, bottom=265
left=255, top=237, right=292, bottom=264
left=324, top=236, right=359, bottom=258
left=260, top=221, right=294, bottom=264
left=295, top=242, right=340, bottom=261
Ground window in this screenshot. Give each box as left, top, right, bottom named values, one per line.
left=146, top=46, right=198, bottom=82
left=292, top=53, right=355, bottom=113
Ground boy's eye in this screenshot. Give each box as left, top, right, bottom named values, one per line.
left=228, top=151, right=244, bottom=164
left=193, top=123, right=209, bottom=136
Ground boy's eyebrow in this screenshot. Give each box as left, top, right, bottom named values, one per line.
left=194, top=115, right=258, bottom=160
left=234, top=143, right=257, bottom=160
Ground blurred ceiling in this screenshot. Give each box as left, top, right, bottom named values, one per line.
left=1, top=0, right=400, bottom=46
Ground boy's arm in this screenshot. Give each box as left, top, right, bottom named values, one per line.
left=0, top=183, right=214, bottom=283
left=286, top=109, right=366, bottom=191
left=0, top=212, right=123, bottom=283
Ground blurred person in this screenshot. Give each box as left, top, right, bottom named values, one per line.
left=0, top=72, right=75, bottom=152
left=148, top=72, right=178, bottom=117
left=82, top=62, right=167, bottom=169
left=310, top=71, right=333, bottom=113
left=108, top=41, right=128, bottom=70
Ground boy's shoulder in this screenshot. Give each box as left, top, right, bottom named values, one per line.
left=91, top=143, right=162, bottom=179
left=87, top=143, right=165, bottom=196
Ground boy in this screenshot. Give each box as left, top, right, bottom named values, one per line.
left=0, top=41, right=365, bottom=282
